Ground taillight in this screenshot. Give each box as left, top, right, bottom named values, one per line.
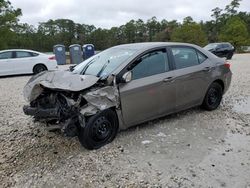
left=224, top=62, right=231, bottom=69
left=49, top=56, right=56, bottom=60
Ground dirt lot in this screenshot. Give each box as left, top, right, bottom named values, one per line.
left=0, top=54, right=250, bottom=188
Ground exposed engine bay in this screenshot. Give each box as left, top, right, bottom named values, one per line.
left=23, top=70, right=119, bottom=137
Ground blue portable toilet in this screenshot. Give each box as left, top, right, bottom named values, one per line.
left=53, top=44, right=66, bottom=65
left=82, top=44, right=95, bottom=60
left=69, top=44, right=82, bottom=64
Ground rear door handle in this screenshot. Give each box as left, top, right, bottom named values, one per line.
left=163, top=77, right=175, bottom=83
left=203, top=67, right=212, bottom=72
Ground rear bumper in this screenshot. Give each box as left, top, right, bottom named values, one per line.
left=223, top=71, right=232, bottom=94
left=23, top=105, right=59, bottom=119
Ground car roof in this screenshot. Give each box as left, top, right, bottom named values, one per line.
left=112, top=42, right=215, bottom=60
left=207, top=42, right=232, bottom=45
left=111, top=42, right=220, bottom=75
left=0, top=49, right=42, bottom=54
left=113, top=42, right=201, bottom=51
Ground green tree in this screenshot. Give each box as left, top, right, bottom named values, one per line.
left=171, top=17, right=207, bottom=46
left=153, top=20, right=178, bottom=42
left=204, top=0, right=244, bottom=43
left=146, top=17, right=161, bottom=41
left=124, top=20, right=136, bottom=43
left=225, top=0, right=242, bottom=15
left=0, top=0, right=22, bottom=49
left=219, top=16, right=249, bottom=50
left=238, top=12, right=250, bottom=34
left=9, top=23, right=37, bottom=50
left=135, top=19, right=147, bottom=42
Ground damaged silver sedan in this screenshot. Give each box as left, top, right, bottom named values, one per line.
left=23, top=42, right=232, bottom=150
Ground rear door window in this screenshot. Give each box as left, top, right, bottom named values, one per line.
left=16, top=51, right=32, bottom=58
left=171, top=47, right=200, bottom=69
left=217, top=44, right=224, bottom=49
left=222, top=44, right=229, bottom=48
left=0, top=52, right=13, bottom=60
left=132, top=50, right=169, bottom=80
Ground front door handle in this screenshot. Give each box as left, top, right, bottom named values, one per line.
left=163, top=77, right=175, bottom=83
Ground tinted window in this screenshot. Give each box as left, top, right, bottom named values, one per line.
left=204, top=43, right=218, bottom=50
left=0, top=52, right=12, bottom=59
left=217, top=44, right=223, bottom=48
left=132, top=50, right=168, bottom=80
left=197, top=52, right=207, bottom=63
left=16, top=51, right=32, bottom=58
left=171, top=47, right=199, bottom=69
left=222, top=44, right=229, bottom=48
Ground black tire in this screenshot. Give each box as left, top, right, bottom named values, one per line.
left=202, top=82, right=223, bottom=111
left=78, top=109, right=119, bottom=150
left=33, top=64, right=47, bottom=74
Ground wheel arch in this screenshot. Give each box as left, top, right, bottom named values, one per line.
left=213, top=79, right=225, bottom=93
left=202, top=79, right=225, bottom=105
left=33, top=63, right=48, bottom=73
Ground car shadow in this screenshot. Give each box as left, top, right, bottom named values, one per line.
left=120, top=106, right=204, bottom=133
left=0, top=74, right=33, bottom=79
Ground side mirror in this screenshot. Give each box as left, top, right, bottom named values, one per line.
left=69, top=65, right=76, bottom=72
left=122, top=71, right=132, bottom=83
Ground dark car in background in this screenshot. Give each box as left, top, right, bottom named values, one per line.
left=204, top=43, right=235, bottom=60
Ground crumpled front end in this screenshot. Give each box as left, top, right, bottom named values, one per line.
left=23, top=71, right=119, bottom=137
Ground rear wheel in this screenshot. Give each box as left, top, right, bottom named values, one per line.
left=202, top=82, right=223, bottom=111
left=78, top=109, right=119, bottom=150
left=33, top=64, right=47, bottom=74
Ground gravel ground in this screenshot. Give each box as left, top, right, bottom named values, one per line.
left=0, top=54, right=250, bottom=188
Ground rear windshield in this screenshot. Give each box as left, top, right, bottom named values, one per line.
left=204, top=43, right=218, bottom=50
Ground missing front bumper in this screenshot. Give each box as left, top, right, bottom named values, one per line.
left=23, top=105, right=59, bottom=119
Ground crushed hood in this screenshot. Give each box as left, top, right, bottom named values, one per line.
left=24, top=70, right=99, bottom=102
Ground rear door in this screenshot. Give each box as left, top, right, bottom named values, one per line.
left=169, top=46, right=212, bottom=110
left=119, top=48, right=176, bottom=126
left=0, top=51, right=14, bottom=76
left=13, top=51, right=35, bottom=74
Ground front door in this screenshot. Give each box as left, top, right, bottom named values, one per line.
left=13, top=51, right=34, bottom=74
left=0, top=51, right=14, bottom=76
left=119, top=49, right=176, bottom=126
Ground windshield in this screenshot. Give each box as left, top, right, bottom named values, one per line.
left=73, top=47, right=137, bottom=77
left=204, top=43, right=218, bottom=50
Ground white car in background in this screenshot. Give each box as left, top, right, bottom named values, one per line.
left=0, top=49, right=58, bottom=76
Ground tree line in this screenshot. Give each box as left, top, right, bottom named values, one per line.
left=0, top=0, right=249, bottom=52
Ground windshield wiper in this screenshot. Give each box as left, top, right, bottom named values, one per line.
left=81, top=56, right=99, bottom=75
left=97, top=59, right=111, bottom=77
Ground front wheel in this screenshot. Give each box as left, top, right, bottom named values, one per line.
left=202, top=82, right=223, bottom=111
left=78, top=109, right=119, bottom=150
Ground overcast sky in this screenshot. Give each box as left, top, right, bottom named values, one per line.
left=10, top=0, right=250, bottom=28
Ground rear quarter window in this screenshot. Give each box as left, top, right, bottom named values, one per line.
left=197, top=51, right=207, bottom=64
left=31, top=52, right=39, bottom=56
